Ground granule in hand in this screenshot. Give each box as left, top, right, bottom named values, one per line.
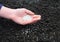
left=22, top=15, right=32, bottom=21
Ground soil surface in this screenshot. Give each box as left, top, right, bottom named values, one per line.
left=0, top=0, right=60, bottom=42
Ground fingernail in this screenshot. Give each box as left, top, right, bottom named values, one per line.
left=37, top=15, right=41, bottom=20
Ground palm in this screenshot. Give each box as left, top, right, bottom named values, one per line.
left=11, top=8, right=41, bottom=25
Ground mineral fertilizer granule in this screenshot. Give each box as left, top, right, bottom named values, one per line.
left=22, top=15, right=32, bottom=21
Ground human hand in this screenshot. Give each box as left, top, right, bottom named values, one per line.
left=0, top=6, right=41, bottom=25
left=11, top=8, right=41, bottom=25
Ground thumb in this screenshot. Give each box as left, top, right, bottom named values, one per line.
left=25, top=9, right=35, bottom=15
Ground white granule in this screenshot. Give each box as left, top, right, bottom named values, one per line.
left=22, top=15, right=32, bottom=21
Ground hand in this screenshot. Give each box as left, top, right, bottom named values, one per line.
left=0, top=6, right=41, bottom=25
left=11, top=8, right=41, bottom=25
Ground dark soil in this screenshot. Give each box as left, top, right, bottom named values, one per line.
left=0, top=0, right=60, bottom=42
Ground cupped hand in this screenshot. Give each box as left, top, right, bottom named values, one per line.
left=11, top=8, right=41, bottom=25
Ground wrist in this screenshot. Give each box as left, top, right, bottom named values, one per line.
left=0, top=6, right=15, bottom=19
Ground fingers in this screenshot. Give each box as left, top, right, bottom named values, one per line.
left=33, top=17, right=41, bottom=21
left=32, top=15, right=41, bottom=19
left=25, top=15, right=41, bottom=25
left=25, top=9, right=35, bottom=15
left=32, top=15, right=41, bottom=18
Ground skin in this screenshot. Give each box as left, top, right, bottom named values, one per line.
left=0, top=6, right=41, bottom=25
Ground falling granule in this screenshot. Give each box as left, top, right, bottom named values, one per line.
left=22, top=15, right=32, bottom=21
